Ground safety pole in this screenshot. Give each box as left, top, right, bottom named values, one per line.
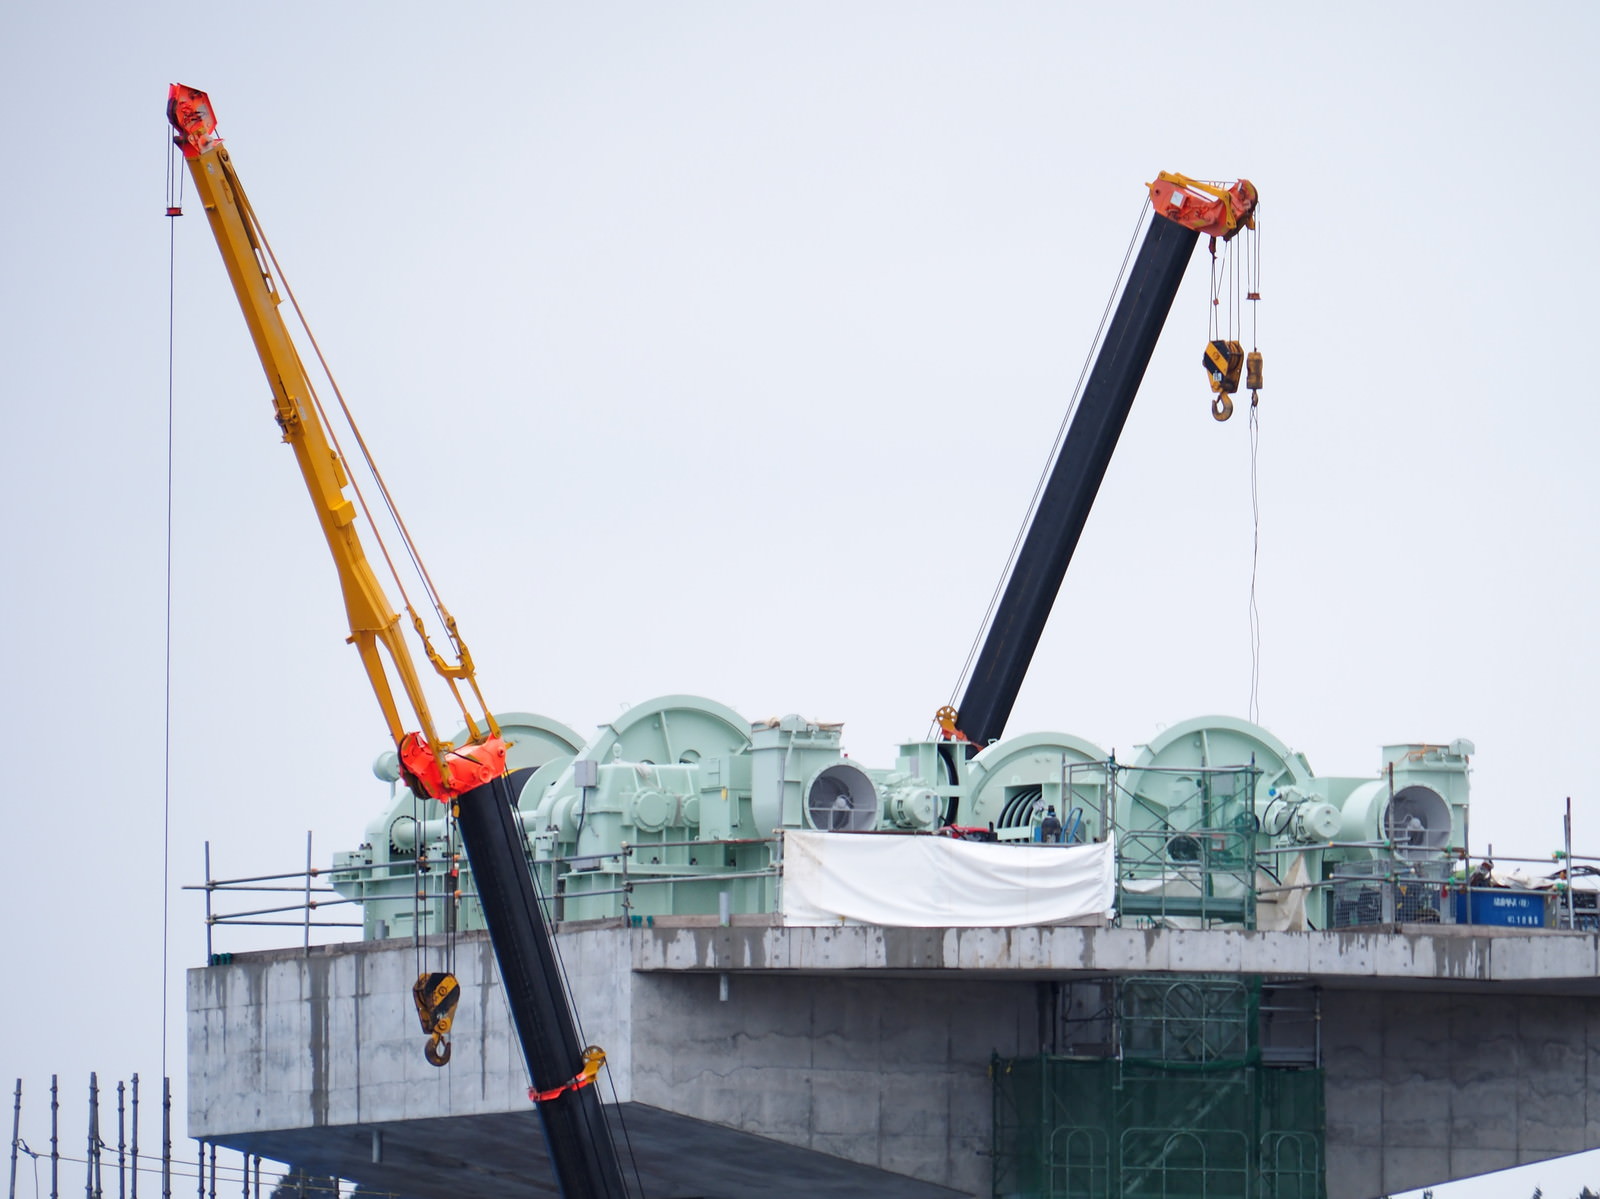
left=1566, top=797, right=1575, bottom=930
left=204, top=843, right=214, bottom=963
left=50, top=1076, right=58, bottom=1199
left=87, top=1073, right=99, bottom=1199
left=8, top=1079, right=20, bottom=1199
left=116, top=1083, right=125, bottom=1199
left=303, top=833, right=313, bottom=957
left=129, top=1077, right=139, bottom=1199
left=160, top=1079, right=170, bottom=1199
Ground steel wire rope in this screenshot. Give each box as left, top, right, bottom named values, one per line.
left=161, top=135, right=187, bottom=1083
left=1246, top=218, right=1263, bottom=724
left=937, top=199, right=1153, bottom=733
left=411, top=778, right=424, bottom=985
left=231, top=186, right=474, bottom=723
left=1229, top=228, right=1238, bottom=339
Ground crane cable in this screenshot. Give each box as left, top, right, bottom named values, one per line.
left=161, top=129, right=188, bottom=1084
left=1211, top=205, right=1266, bottom=722
left=1246, top=215, right=1263, bottom=724
left=232, top=186, right=487, bottom=733
left=935, top=198, right=1154, bottom=736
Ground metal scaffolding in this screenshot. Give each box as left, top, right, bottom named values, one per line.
left=992, top=976, right=1325, bottom=1199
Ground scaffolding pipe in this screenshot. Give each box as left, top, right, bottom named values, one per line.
left=1566, top=797, right=1575, bottom=930
left=8, top=1079, right=19, bottom=1199
left=129, top=1078, right=137, bottom=1199
left=160, top=1079, right=169, bottom=1199
left=303, top=834, right=313, bottom=956
left=86, top=1074, right=99, bottom=1199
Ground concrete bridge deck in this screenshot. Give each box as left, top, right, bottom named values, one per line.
left=188, top=920, right=1600, bottom=1198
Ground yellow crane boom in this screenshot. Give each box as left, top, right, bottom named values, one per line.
left=168, top=84, right=504, bottom=799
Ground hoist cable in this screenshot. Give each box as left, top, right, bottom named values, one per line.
left=1246, top=216, right=1262, bottom=723
left=1208, top=244, right=1219, bottom=341
left=1250, top=213, right=1261, bottom=350
left=1230, top=236, right=1238, bottom=338
left=231, top=179, right=468, bottom=684
left=232, top=187, right=485, bottom=733
left=939, top=199, right=1153, bottom=730
left=161, top=136, right=185, bottom=1082
left=1248, top=399, right=1262, bottom=724
left=239, top=197, right=435, bottom=618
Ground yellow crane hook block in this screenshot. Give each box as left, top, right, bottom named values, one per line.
left=412, top=972, right=461, bottom=1067
left=1203, top=339, right=1245, bottom=421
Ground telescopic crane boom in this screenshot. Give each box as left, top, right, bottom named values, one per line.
left=941, top=173, right=1257, bottom=750
left=168, top=85, right=631, bottom=1199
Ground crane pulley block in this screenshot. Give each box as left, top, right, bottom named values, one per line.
left=1203, top=340, right=1245, bottom=422
left=1148, top=172, right=1258, bottom=240
left=1203, top=340, right=1245, bottom=395
left=399, top=733, right=510, bottom=802
left=413, top=972, right=461, bottom=1067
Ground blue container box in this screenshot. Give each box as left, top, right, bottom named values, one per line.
left=1454, top=889, right=1550, bottom=928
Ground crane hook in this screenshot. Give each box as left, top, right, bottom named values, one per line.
left=1212, top=395, right=1234, bottom=421
left=413, top=971, right=461, bottom=1068
left=424, top=1033, right=452, bottom=1067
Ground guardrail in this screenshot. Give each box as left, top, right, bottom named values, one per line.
left=189, top=833, right=783, bottom=959
left=190, top=831, right=1599, bottom=960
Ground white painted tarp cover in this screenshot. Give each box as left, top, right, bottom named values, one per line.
left=779, top=829, right=1116, bottom=927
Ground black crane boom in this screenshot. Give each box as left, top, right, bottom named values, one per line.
left=953, top=211, right=1200, bottom=749
left=454, top=777, right=631, bottom=1199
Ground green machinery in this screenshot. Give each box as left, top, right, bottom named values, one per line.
left=330, top=700, right=1473, bottom=936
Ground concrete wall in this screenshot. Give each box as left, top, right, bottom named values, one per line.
left=628, top=971, right=1036, bottom=1193
left=189, top=921, right=1600, bottom=1199
left=1325, top=989, right=1600, bottom=1198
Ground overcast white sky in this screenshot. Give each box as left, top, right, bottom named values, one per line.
left=3, top=3, right=1598, bottom=1197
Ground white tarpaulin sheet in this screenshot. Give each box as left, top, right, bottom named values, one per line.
left=779, top=830, right=1116, bottom=927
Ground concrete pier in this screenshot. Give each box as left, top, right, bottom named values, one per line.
left=188, top=920, right=1600, bottom=1198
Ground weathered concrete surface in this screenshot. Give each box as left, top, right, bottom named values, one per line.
left=189, top=920, right=1600, bottom=1199
left=1324, top=989, right=1600, bottom=1198
left=631, top=919, right=1600, bottom=988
